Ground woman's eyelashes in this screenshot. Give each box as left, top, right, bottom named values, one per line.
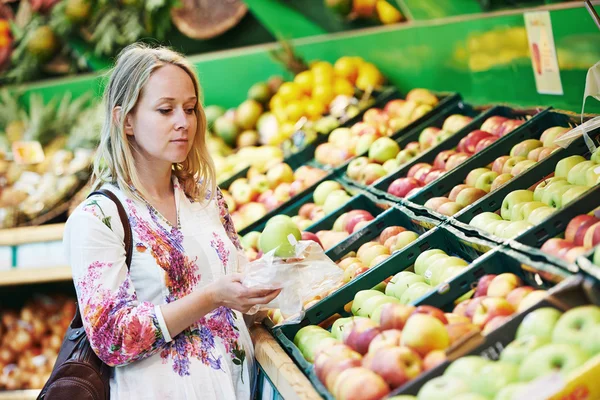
left=157, top=107, right=195, bottom=115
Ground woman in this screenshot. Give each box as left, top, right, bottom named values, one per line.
left=64, top=43, right=281, bottom=399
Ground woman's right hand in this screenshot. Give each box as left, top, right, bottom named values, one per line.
left=207, top=274, right=282, bottom=314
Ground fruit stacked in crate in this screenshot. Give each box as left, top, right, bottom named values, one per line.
left=470, top=150, right=600, bottom=240
left=222, top=162, right=329, bottom=231
left=289, top=259, right=547, bottom=399
left=424, top=125, right=570, bottom=216
left=385, top=115, right=527, bottom=206
left=415, top=305, right=600, bottom=400
left=314, top=89, right=443, bottom=169
left=0, top=295, right=76, bottom=391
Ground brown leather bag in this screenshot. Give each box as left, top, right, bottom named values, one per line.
left=38, top=189, right=132, bottom=400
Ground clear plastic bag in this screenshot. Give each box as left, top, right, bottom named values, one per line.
left=241, top=237, right=343, bottom=325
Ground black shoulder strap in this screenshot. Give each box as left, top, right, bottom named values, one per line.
left=87, top=189, right=133, bottom=270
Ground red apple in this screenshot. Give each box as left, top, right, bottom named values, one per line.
left=462, top=130, right=495, bottom=154
left=465, top=297, right=485, bottom=319
left=452, top=299, right=471, bottom=317
left=407, top=163, right=431, bottom=178
left=574, top=218, right=600, bottom=246
left=492, top=156, right=512, bottom=174
left=401, top=314, right=450, bottom=356
left=472, top=274, right=497, bottom=298
left=314, top=344, right=362, bottom=390
left=475, top=137, right=498, bottom=153
left=367, top=330, right=403, bottom=354
left=331, top=367, right=391, bottom=400
left=565, top=215, right=599, bottom=243
left=446, top=322, right=479, bottom=345
left=424, top=197, right=451, bottom=211
left=379, top=226, right=407, bottom=244
left=433, top=150, right=458, bottom=170
left=481, top=116, right=509, bottom=136
left=405, top=142, right=420, bottom=152
left=423, top=169, right=446, bottom=185
left=538, top=146, right=557, bottom=161
left=301, top=231, right=323, bottom=248
left=565, top=246, right=589, bottom=262
left=423, top=350, right=447, bottom=371
left=583, top=221, right=600, bottom=248
left=445, top=153, right=471, bottom=171
left=351, top=122, right=378, bottom=137
left=487, top=273, right=523, bottom=297
left=444, top=313, right=471, bottom=325
left=482, top=315, right=512, bottom=335
left=384, top=99, right=407, bottom=117
left=506, top=286, right=534, bottom=309
left=406, top=187, right=421, bottom=198
left=345, top=210, right=375, bottom=234
left=411, top=305, right=448, bottom=324
left=413, top=165, right=434, bottom=184
left=343, top=319, right=381, bottom=355
left=387, top=177, right=422, bottom=198
left=498, top=119, right=525, bottom=136
left=437, top=201, right=464, bottom=216
left=363, top=346, right=423, bottom=387
left=377, top=303, right=416, bottom=330
left=471, top=297, right=515, bottom=328
left=299, top=203, right=317, bottom=219
left=541, top=238, right=575, bottom=257
left=448, top=184, right=470, bottom=201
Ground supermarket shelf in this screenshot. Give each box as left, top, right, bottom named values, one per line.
left=251, top=325, right=321, bottom=400
left=0, top=266, right=72, bottom=287
left=0, top=224, right=65, bottom=246
left=0, top=390, right=40, bottom=400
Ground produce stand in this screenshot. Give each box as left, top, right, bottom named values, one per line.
left=1, top=1, right=600, bottom=399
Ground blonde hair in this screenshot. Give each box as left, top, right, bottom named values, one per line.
left=91, top=43, right=216, bottom=203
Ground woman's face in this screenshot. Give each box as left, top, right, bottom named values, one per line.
left=126, top=64, right=198, bottom=165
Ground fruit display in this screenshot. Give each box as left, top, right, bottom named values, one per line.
left=324, top=0, right=405, bottom=25
left=468, top=150, right=600, bottom=239
left=415, top=304, right=600, bottom=400
left=0, top=294, right=76, bottom=391
left=239, top=180, right=360, bottom=259
left=222, top=161, right=329, bottom=231
left=314, top=89, right=442, bottom=170
left=0, top=90, right=100, bottom=228
left=385, top=114, right=527, bottom=203
left=423, top=125, right=568, bottom=216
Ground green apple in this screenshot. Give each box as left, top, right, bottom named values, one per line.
left=444, top=356, right=490, bottom=381
left=323, top=190, right=351, bottom=214
left=386, top=271, right=426, bottom=300
left=519, top=201, right=549, bottom=220
left=527, top=206, right=557, bottom=225
left=355, top=133, right=378, bottom=156
left=382, top=158, right=400, bottom=174
left=417, top=376, right=470, bottom=400
left=425, top=256, right=469, bottom=286
left=332, top=212, right=348, bottom=232
left=567, top=160, right=596, bottom=185
left=259, top=216, right=302, bottom=257
left=500, top=335, right=550, bottom=365
left=452, top=394, right=488, bottom=400
left=313, top=180, right=342, bottom=205
left=540, top=126, right=570, bottom=147
left=581, top=324, right=600, bottom=356
left=516, top=307, right=563, bottom=341
left=541, top=183, right=572, bottom=208
left=561, top=186, right=590, bottom=206
left=466, top=168, right=492, bottom=187
left=368, top=137, right=400, bottom=163
left=486, top=219, right=507, bottom=234
left=553, top=305, right=600, bottom=347
left=357, top=295, right=401, bottom=318
left=499, top=220, right=534, bottom=239
left=510, top=139, right=542, bottom=157
left=585, top=166, right=600, bottom=186
left=396, top=148, right=419, bottom=165
left=389, top=231, right=420, bottom=253
left=437, top=265, right=468, bottom=285
left=509, top=202, right=528, bottom=221
left=493, top=221, right=512, bottom=237
left=592, top=148, right=600, bottom=163
left=414, top=249, right=447, bottom=276
left=469, top=212, right=502, bottom=230
left=511, top=159, right=537, bottom=175
left=400, top=282, right=433, bottom=304
left=331, top=317, right=354, bottom=340
left=555, top=155, right=587, bottom=179
left=494, top=383, right=530, bottom=400
left=533, top=177, right=567, bottom=202
left=502, top=156, right=527, bottom=174
left=475, top=171, right=499, bottom=193
left=351, top=290, right=386, bottom=316
left=241, top=231, right=261, bottom=249
left=595, top=246, right=600, bottom=266
left=501, top=190, right=534, bottom=220
left=470, top=361, right=519, bottom=399
left=519, top=343, right=589, bottom=381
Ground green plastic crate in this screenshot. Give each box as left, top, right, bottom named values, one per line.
left=367, top=101, right=484, bottom=200
left=451, top=120, right=600, bottom=246
left=270, top=243, right=566, bottom=398
left=388, top=271, right=583, bottom=397
left=577, top=250, right=600, bottom=284
left=406, top=107, right=558, bottom=209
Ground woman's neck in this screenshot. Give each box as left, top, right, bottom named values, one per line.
left=133, top=154, right=174, bottom=200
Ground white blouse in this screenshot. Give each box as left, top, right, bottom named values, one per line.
left=64, top=178, right=254, bottom=400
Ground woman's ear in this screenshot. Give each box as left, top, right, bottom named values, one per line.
left=113, top=106, right=134, bottom=136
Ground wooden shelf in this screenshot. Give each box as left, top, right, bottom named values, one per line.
left=251, top=325, right=321, bottom=400
left=0, top=266, right=72, bottom=287
left=0, top=390, right=40, bottom=400
left=0, top=224, right=65, bottom=246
